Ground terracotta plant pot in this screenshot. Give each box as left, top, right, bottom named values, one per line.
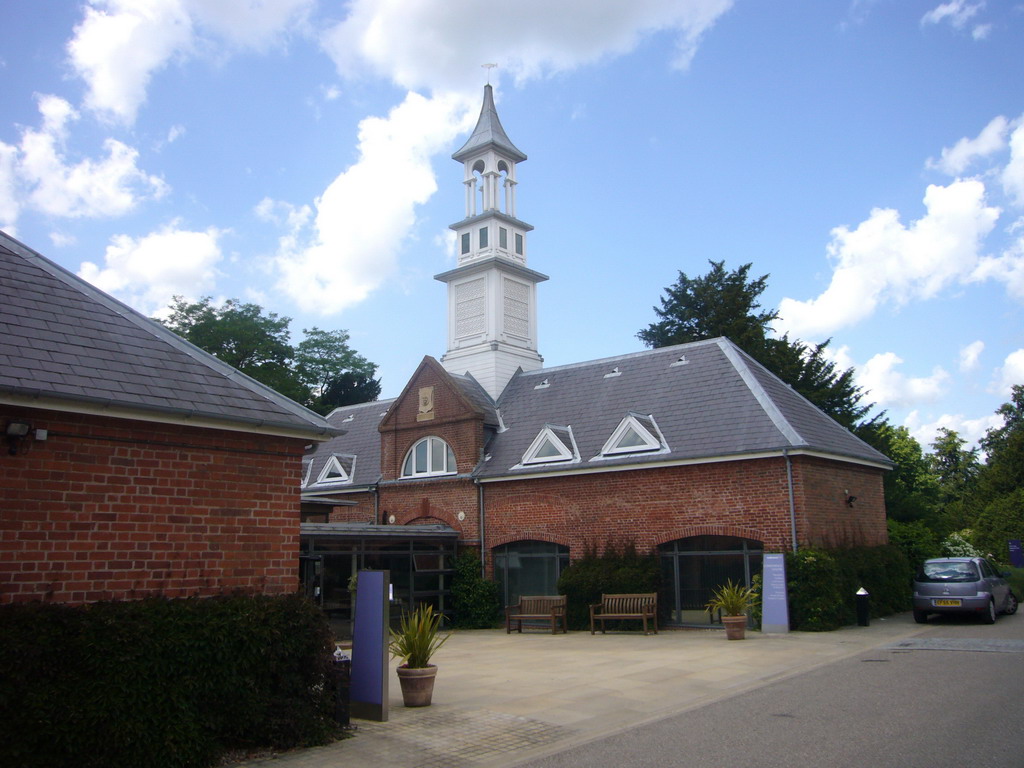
left=721, top=614, right=748, bottom=640
left=396, top=664, right=438, bottom=707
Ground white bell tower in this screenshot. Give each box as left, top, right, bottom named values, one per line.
left=436, top=85, right=546, bottom=400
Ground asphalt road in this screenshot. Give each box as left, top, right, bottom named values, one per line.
left=523, top=612, right=1024, bottom=768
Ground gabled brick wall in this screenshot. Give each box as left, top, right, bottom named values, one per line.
left=1, top=405, right=306, bottom=604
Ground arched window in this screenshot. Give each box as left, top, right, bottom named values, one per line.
left=401, top=436, right=456, bottom=478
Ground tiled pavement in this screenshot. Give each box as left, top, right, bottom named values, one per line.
left=235, top=615, right=926, bottom=768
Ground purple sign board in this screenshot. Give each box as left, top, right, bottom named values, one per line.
left=351, top=570, right=390, bottom=722
left=1009, top=540, right=1023, bottom=568
left=761, top=553, right=790, bottom=634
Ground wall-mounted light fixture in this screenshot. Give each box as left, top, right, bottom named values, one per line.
left=5, top=420, right=32, bottom=456
left=844, top=489, right=857, bottom=508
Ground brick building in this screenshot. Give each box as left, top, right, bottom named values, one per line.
left=300, top=86, right=892, bottom=626
left=0, top=232, right=337, bottom=605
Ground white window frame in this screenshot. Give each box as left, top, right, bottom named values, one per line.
left=401, top=436, right=457, bottom=478
left=597, top=413, right=666, bottom=458
left=315, top=453, right=356, bottom=485
left=520, top=425, right=578, bottom=466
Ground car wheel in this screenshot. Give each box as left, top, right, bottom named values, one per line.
left=982, top=599, right=997, bottom=624
left=1003, top=591, right=1019, bottom=616
left=913, top=609, right=929, bottom=624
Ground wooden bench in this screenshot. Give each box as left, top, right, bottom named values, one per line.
left=589, top=593, right=658, bottom=635
left=505, top=595, right=568, bottom=634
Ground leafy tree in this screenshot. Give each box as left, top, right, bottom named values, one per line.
left=638, top=260, right=873, bottom=429
left=978, top=384, right=1024, bottom=498
left=928, top=428, right=981, bottom=532
left=163, top=296, right=308, bottom=403
left=859, top=423, right=938, bottom=523
left=160, top=297, right=380, bottom=411
left=295, top=328, right=381, bottom=414
left=315, top=371, right=382, bottom=415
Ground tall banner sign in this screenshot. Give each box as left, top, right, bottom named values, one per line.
left=350, top=570, right=390, bottom=722
left=1009, top=540, right=1023, bottom=568
left=761, top=553, right=790, bottom=634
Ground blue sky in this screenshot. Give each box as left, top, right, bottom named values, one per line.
left=2, top=1, right=1022, bottom=452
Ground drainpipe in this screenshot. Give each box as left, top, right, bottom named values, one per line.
left=476, top=479, right=486, bottom=578
left=372, top=483, right=379, bottom=525
left=784, top=449, right=798, bottom=552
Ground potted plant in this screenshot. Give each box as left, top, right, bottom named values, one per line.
left=706, top=579, right=757, bottom=640
left=389, top=603, right=450, bottom=706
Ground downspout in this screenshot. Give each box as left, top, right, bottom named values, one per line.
left=372, top=482, right=379, bottom=525
left=476, top=479, right=486, bottom=578
left=784, top=449, right=798, bottom=552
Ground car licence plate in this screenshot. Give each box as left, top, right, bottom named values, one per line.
left=933, top=599, right=961, bottom=607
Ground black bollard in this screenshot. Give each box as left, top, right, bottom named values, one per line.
left=855, top=587, right=870, bottom=627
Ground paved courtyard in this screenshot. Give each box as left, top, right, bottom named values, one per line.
left=236, top=614, right=927, bottom=768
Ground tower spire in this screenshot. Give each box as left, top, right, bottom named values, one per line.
left=435, top=85, right=546, bottom=400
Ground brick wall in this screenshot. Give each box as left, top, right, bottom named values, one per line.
left=1, top=405, right=307, bottom=604
left=474, top=455, right=887, bottom=572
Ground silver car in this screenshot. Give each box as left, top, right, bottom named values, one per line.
left=913, top=557, right=1019, bottom=624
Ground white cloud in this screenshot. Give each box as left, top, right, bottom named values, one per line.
left=68, top=0, right=194, bottom=125
left=960, top=340, right=984, bottom=371
left=991, top=348, right=1024, bottom=396
left=972, top=23, right=993, bottom=40
left=277, top=0, right=732, bottom=314
left=778, top=180, right=1000, bottom=337
left=3, top=95, right=167, bottom=224
left=971, top=230, right=1024, bottom=299
left=273, top=91, right=475, bottom=314
left=77, top=223, right=224, bottom=315
left=1001, top=120, right=1024, bottom=206
left=857, top=351, right=949, bottom=408
left=0, top=141, right=19, bottom=231
left=927, top=115, right=1008, bottom=176
left=67, top=0, right=312, bottom=125
left=921, top=1, right=983, bottom=30
left=321, top=0, right=734, bottom=93
left=905, top=409, right=1001, bottom=451
left=49, top=231, right=77, bottom=248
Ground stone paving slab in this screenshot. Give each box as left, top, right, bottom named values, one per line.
left=233, top=615, right=927, bottom=768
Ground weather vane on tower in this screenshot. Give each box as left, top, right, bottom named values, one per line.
left=482, top=62, right=497, bottom=84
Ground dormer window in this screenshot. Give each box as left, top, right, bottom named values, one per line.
left=599, top=414, right=666, bottom=457
left=301, top=458, right=313, bottom=487
left=316, top=453, right=356, bottom=485
left=520, top=425, right=578, bottom=466
left=402, top=436, right=457, bottom=478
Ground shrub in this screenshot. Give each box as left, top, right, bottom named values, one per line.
left=786, top=548, right=847, bottom=631
left=450, top=549, right=501, bottom=628
left=786, top=544, right=912, bottom=631
left=941, top=529, right=982, bottom=557
left=886, top=518, right=941, bottom=569
left=0, top=594, right=337, bottom=768
left=557, top=542, right=660, bottom=630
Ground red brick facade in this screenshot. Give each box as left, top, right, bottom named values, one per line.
left=320, top=364, right=888, bottom=574
left=1, top=404, right=307, bottom=605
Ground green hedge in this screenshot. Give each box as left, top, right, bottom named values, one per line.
left=557, top=543, right=661, bottom=630
left=786, top=545, right=913, bottom=631
left=450, top=549, right=502, bottom=628
left=0, top=593, right=338, bottom=768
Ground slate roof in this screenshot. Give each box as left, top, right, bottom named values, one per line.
left=477, top=337, right=891, bottom=480
left=0, top=230, right=338, bottom=440
left=452, top=84, right=527, bottom=163
left=303, top=338, right=889, bottom=492
left=449, top=371, right=500, bottom=428
left=302, top=399, right=396, bottom=492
